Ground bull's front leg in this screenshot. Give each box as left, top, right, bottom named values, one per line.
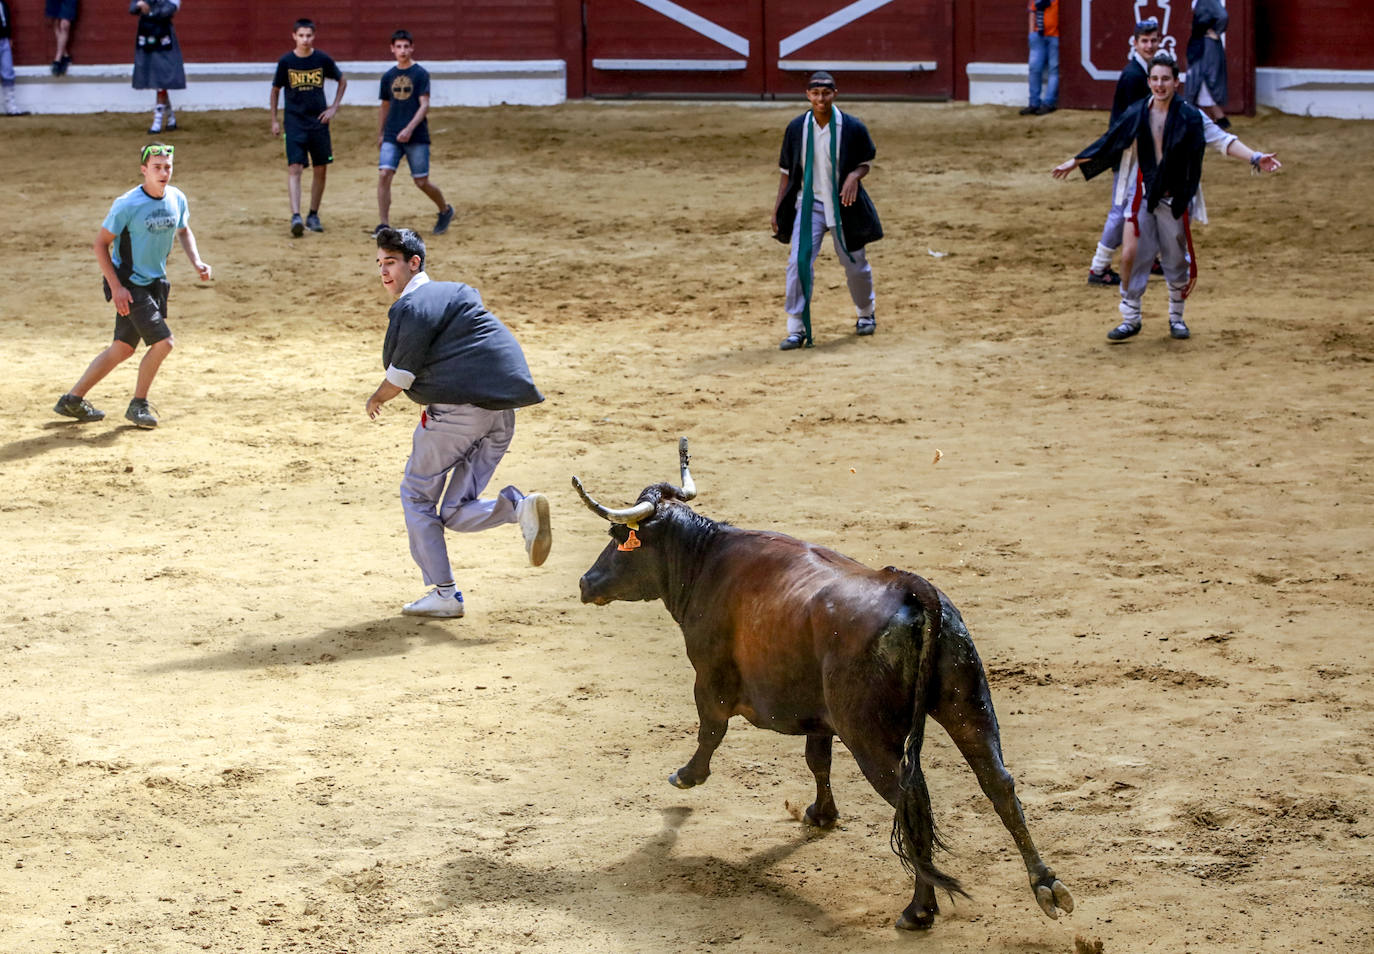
left=669, top=672, right=733, bottom=789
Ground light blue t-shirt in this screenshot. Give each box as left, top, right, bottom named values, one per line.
left=101, top=185, right=189, bottom=286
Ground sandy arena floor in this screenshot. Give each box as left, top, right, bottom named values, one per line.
left=0, top=101, right=1371, bottom=953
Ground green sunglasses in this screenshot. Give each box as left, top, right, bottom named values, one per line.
left=141, top=143, right=174, bottom=162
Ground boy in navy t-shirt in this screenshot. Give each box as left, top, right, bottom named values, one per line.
left=55, top=143, right=212, bottom=428
left=269, top=18, right=347, bottom=236
left=374, top=30, right=452, bottom=237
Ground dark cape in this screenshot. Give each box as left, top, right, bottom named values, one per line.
left=1075, top=95, right=1206, bottom=219
left=132, top=0, right=186, bottom=91
left=773, top=109, right=882, bottom=250
left=1184, top=0, right=1229, bottom=106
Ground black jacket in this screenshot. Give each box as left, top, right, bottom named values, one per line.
left=774, top=109, right=882, bottom=250
left=1110, top=55, right=1150, bottom=125
left=1075, top=95, right=1205, bottom=219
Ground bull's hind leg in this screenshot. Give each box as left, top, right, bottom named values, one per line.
left=831, top=710, right=941, bottom=930
left=928, top=629, right=1074, bottom=920
left=802, top=733, right=838, bottom=827
left=669, top=673, right=732, bottom=789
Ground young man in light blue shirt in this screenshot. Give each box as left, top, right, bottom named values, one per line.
left=55, top=143, right=211, bottom=428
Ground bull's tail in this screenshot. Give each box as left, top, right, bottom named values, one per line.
left=888, top=572, right=969, bottom=900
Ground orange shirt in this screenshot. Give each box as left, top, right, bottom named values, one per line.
left=1028, top=0, right=1060, bottom=38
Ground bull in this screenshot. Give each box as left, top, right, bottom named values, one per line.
left=573, top=439, right=1073, bottom=930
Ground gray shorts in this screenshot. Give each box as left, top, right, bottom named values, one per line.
left=112, top=280, right=172, bottom=347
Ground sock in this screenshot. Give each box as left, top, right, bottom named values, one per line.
left=308, top=209, right=318, bottom=217
left=436, top=583, right=457, bottom=599
left=1091, top=242, right=1115, bottom=273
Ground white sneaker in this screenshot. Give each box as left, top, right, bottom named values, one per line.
left=401, top=589, right=465, bottom=618
left=516, top=492, right=552, bottom=567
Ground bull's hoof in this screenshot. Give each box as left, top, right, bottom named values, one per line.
left=803, top=803, right=838, bottom=828
left=895, top=908, right=936, bottom=931
left=1034, top=876, right=1074, bottom=919
left=668, top=769, right=704, bottom=789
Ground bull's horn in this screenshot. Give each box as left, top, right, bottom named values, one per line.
left=677, top=436, right=696, bottom=501
left=571, top=475, right=656, bottom=524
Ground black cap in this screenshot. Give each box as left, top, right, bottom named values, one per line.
left=806, top=70, right=836, bottom=90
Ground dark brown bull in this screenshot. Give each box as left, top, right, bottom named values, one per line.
left=574, top=439, right=1073, bottom=930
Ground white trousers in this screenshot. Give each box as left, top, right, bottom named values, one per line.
left=784, top=204, right=875, bottom=334
left=401, top=403, right=522, bottom=586
left=1120, top=206, right=1191, bottom=325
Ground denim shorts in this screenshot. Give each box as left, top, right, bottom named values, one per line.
left=379, top=140, right=430, bottom=178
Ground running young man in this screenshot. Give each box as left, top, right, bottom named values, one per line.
left=375, top=29, right=453, bottom=237
left=270, top=18, right=346, bottom=236
left=1052, top=53, right=1280, bottom=342
left=366, top=227, right=551, bottom=619
left=55, top=143, right=212, bottom=428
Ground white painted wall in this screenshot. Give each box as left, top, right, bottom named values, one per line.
left=967, top=62, right=1374, bottom=119
left=6, top=60, right=567, bottom=114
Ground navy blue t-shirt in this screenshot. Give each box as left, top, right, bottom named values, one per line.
left=379, top=64, right=431, bottom=144
left=273, top=49, right=342, bottom=129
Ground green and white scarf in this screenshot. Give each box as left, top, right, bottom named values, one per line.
left=797, top=109, right=855, bottom=348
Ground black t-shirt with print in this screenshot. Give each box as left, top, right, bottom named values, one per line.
left=379, top=64, right=431, bottom=145
left=273, top=49, right=342, bottom=129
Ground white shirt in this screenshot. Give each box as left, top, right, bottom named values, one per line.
left=784, top=107, right=846, bottom=229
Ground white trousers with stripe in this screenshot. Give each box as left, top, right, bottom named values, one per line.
left=785, top=204, right=875, bottom=334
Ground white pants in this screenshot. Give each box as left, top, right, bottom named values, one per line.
left=401, top=403, right=522, bottom=586
left=784, top=204, right=875, bottom=334
left=1120, top=206, right=1191, bottom=325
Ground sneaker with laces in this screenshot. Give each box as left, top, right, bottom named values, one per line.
left=402, top=589, right=465, bottom=618
left=125, top=398, right=158, bottom=429
left=855, top=314, right=876, bottom=336
left=778, top=332, right=806, bottom=351
left=290, top=214, right=304, bottom=237
left=1169, top=318, right=1191, bottom=339
left=433, top=205, right=455, bottom=235
left=54, top=393, right=105, bottom=422
left=1087, top=267, right=1120, bottom=286
left=305, top=212, right=323, bottom=232
left=517, top=492, right=552, bottom=567
left=1107, top=321, right=1141, bottom=342
left=1018, top=105, right=1039, bottom=115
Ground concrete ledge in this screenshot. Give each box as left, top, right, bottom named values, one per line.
left=966, top=61, right=1027, bottom=107
left=8, top=59, right=567, bottom=113
left=1256, top=67, right=1374, bottom=120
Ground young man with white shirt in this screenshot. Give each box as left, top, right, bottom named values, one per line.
left=1085, top=18, right=1160, bottom=286
left=771, top=70, right=882, bottom=350
left=1052, top=53, right=1281, bottom=342
left=365, top=227, right=551, bottom=619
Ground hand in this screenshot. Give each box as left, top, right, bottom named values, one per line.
left=770, top=212, right=778, bottom=234
left=111, top=284, right=133, bottom=317
left=195, top=260, right=212, bottom=281
left=319, top=106, right=337, bottom=124
left=1051, top=158, right=1078, bottom=179
left=136, top=1, right=150, bottom=13
left=377, top=133, right=384, bottom=148
left=366, top=395, right=387, bottom=420
left=270, top=118, right=280, bottom=137
left=397, top=128, right=411, bottom=143
left=839, top=172, right=861, bottom=206
left=1257, top=152, right=1281, bottom=173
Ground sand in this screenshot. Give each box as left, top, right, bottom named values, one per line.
left=0, top=100, right=1371, bottom=953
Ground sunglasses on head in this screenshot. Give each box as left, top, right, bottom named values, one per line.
left=141, top=144, right=174, bottom=161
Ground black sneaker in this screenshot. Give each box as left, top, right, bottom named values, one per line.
left=1019, top=105, right=1040, bottom=115
left=1087, top=267, right=1120, bottom=286
left=855, top=314, right=876, bottom=336
left=433, top=205, right=455, bottom=235
left=1107, top=321, right=1141, bottom=342
left=305, top=212, right=323, bottom=232
left=54, top=393, right=104, bottom=422
left=1169, top=319, right=1191, bottom=339
left=290, top=214, right=304, bottom=237
left=125, top=398, right=158, bottom=429
left=1037, top=105, right=1058, bottom=115
left=778, top=332, right=807, bottom=351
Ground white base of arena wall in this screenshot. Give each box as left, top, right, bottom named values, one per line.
left=966, top=62, right=1374, bottom=119
left=6, top=60, right=568, bottom=114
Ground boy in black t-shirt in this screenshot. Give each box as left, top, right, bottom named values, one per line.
left=374, top=30, right=453, bottom=237
left=269, top=18, right=347, bottom=236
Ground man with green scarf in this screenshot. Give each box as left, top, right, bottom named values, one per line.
left=771, top=70, right=882, bottom=350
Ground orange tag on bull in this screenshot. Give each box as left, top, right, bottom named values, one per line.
left=617, top=529, right=642, bottom=552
